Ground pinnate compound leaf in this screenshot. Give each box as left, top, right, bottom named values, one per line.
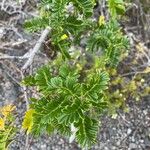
left=76, top=117, right=99, bottom=147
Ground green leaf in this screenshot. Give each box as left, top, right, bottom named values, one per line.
left=46, top=124, right=55, bottom=135
left=54, top=120, right=71, bottom=136
left=39, top=99, right=63, bottom=123
left=58, top=100, right=82, bottom=125
left=65, top=76, right=78, bottom=90
left=57, top=42, right=71, bottom=59
left=22, top=75, right=36, bottom=86
left=76, top=117, right=99, bottom=147
left=50, top=77, right=63, bottom=88
left=59, top=65, right=70, bottom=78
left=35, top=66, right=51, bottom=93
left=71, top=0, right=95, bottom=18
left=87, top=20, right=129, bottom=66
left=0, top=130, right=10, bottom=150
left=108, top=0, right=125, bottom=18
left=84, top=71, right=109, bottom=96
left=24, top=17, right=49, bottom=32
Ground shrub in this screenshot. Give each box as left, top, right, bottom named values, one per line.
left=22, top=0, right=129, bottom=148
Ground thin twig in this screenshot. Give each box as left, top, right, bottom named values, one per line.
left=0, top=55, right=28, bottom=59
left=22, top=27, right=51, bottom=70
left=20, top=71, right=30, bottom=150
left=121, top=70, right=148, bottom=77
left=20, top=71, right=29, bottom=109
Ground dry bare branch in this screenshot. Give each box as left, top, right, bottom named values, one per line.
left=22, top=27, right=51, bottom=70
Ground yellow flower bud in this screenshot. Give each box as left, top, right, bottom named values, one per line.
left=98, top=16, right=105, bottom=26
left=60, top=34, right=68, bottom=40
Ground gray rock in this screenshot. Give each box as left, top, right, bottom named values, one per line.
left=116, top=141, right=121, bottom=146
left=145, top=137, right=150, bottom=146
left=129, top=143, right=137, bottom=149
left=131, top=136, right=135, bottom=142
left=127, top=128, right=132, bottom=135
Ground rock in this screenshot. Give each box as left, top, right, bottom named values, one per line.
left=127, top=128, right=132, bottom=135
left=141, top=143, right=146, bottom=149
left=140, top=140, right=144, bottom=143
left=40, top=144, right=47, bottom=149
left=145, top=137, right=150, bottom=146
left=131, top=136, right=135, bottom=142
left=116, top=141, right=121, bottom=146
left=129, top=143, right=137, bottom=149
left=143, top=110, right=148, bottom=115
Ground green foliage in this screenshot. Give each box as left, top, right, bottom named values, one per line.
left=71, top=0, right=95, bottom=18
left=24, top=0, right=95, bottom=59
left=24, top=17, right=49, bottom=32
left=87, top=19, right=129, bottom=66
left=24, top=0, right=128, bottom=61
left=23, top=64, right=109, bottom=147
left=22, top=0, right=130, bottom=148
left=108, top=0, right=126, bottom=18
